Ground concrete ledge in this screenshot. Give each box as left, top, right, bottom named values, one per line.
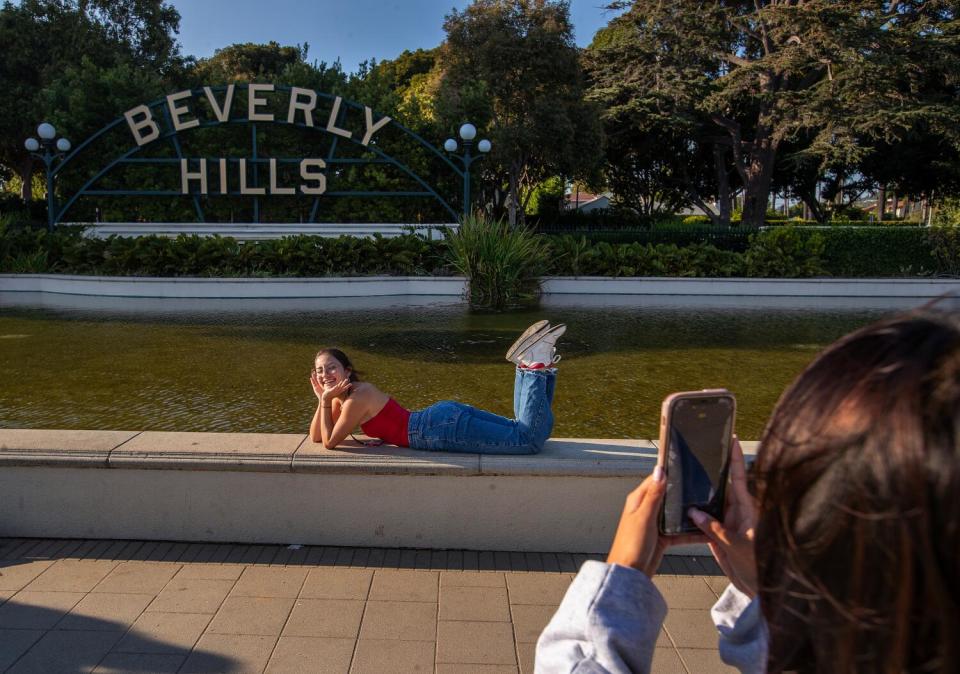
left=0, top=429, right=140, bottom=468
left=541, top=276, right=960, bottom=297
left=108, top=431, right=307, bottom=472
left=0, top=274, right=467, bottom=299
left=479, top=438, right=656, bottom=476
left=0, top=429, right=660, bottom=477
left=0, top=429, right=678, bottom=552
left=4, top=273, right=960, bottom=300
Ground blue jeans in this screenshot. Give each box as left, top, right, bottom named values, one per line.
left=407, top=367, right=557, bottom=454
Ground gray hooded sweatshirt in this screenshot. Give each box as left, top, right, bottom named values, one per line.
left=535, top=561, right=768, bottom=673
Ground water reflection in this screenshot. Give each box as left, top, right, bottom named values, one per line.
left=0, top=294, right=928, bottom=439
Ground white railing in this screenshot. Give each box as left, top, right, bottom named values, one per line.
left=67, top=222, right=457, bottom=240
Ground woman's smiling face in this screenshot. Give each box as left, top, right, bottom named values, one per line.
left=314, top=354, right=350, bottom=388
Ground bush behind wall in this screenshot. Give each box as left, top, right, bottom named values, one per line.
left=0, top=223, right=956, bottom=280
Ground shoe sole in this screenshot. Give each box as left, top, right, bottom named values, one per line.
left=505, top=320, right=550, bottom=363
left=518, top=323, right=567, bottom=364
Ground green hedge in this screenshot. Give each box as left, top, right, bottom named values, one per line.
left=801, top=227, right=936, bottom=276
left=0, top=228, right=451, bottom=277
left=1, top=224, right=956, bottom=279
left=546, top=224, right=755, bottom=251
left=543, top=226, right=947, bottom=278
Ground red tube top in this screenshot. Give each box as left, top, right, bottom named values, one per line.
left=360, top=398, right=410, bottom=447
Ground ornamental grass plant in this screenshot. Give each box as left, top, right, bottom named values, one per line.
left=444, top=214, right=550, bottom=310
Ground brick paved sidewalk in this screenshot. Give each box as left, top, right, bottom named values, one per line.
left=0, top=539, right=733, bottom=673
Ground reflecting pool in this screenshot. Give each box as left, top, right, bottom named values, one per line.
left=0, top=292, right=930, bottom=439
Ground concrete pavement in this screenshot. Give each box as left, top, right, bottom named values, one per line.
left=0, top=538, right=734, bottom=673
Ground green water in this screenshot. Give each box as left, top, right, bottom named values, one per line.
left=0, top=295, right=906, bottom=439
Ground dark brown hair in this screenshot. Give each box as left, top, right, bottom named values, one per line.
left=755, top=311, right=960, bottom=673
left=315, top=348, right=360, bottom=382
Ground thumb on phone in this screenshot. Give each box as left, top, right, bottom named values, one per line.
left=688, top=507, right=730, bottom=545
left=688, top=507, right=757, bottom=598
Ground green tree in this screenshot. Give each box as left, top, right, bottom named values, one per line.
left=585, top=15, right=737, bottom=223
left=435, top=0, right=603, bottom=224
left=593, top=0, right=960, bottom=227
left=189, top=42, right=338, bottom=85
left=0, top=0, right=183, bottom=203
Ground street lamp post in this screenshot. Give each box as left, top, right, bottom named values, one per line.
left=444, top=123, right=491, bottom=217
left=24, top=122, right=71, bottom=232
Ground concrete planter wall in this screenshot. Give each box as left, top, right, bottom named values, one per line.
left=3, top=273, right=960, bottom=299
left=0, top=430, right=667, bottom=553
left=0, top=274, right=467, bottom=299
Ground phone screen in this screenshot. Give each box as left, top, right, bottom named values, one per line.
left=662, top=395, right=734, bottom=534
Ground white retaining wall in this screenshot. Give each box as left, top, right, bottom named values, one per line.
left=3, top=274, right=960, bottom=299
left=0, top=430, right=675, bottom=553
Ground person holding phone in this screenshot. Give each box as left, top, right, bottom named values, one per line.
left=309, top=320, right=566, bottom=454
left=536, top=310, right=960, bottom=673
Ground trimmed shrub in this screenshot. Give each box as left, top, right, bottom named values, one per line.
left=926, top=226, right=960, bottom=277
left=745, top=227, right=826, bottom=277
left=812, top=227, right=936, bottom=277
left=2, top=222, right=954, bottom=280
left=545, top=236, right=745, bottom=277
left=0, top=226, right=451, bottom=278
left=547, top=224, right=754, bottom=252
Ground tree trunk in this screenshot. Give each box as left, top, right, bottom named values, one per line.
left=798, top=191, right=826, bottom=223
left=713, top=144, right=731, bottom=226
left=18, top=159, right=34, bottom=202
left=507, top=164, right=519, bottom=227
left=891, top=191, right=899, bottom=219
left=876, top=185, right=886, bottom=221
left=740, top=141, right=777, bottom=227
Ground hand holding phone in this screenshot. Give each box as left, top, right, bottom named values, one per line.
left=606, top=468, right=706, bottom=577
left=658, top=389, right=736, bottom=536
left=687, top=437, right=759, bottom=597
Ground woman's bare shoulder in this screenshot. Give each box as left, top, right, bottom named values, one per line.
left=350, top=381, right=386, bottom=399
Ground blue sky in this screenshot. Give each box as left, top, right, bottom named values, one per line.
left=168, top=0, right=620, bottom=74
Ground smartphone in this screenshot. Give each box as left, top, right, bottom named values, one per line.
left=658, top=389, right=736, bottom=535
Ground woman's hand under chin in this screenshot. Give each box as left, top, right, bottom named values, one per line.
left=309, top=371, right=325, bottom=402
left=321, top=378, right=353, bottom=404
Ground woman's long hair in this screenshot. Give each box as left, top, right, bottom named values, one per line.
left=754, top=311, right=960, bottom=673
left=315, top=348, right=360, bottom=383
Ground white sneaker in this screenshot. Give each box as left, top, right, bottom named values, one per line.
left=506, top=320, right=551, bottom=364
left=519, top=324, right=566, bottom=368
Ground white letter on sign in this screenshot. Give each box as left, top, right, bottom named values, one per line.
left=269, top=158, right=295, bottom=195
left=325, top=97, right=352, bottom=139
left=300, top=159, right=326, bottom=195
left=239, top=158, right=265, bottom=195
left=248, top=83, right=275, bottom=122
left=180, top=158, right=207, bottom=194
left=361, top=107, right=391, bottom=146
left=287, top=87, right=317, bottom=127
left=204, top=84, right=235, bottom=122
left=167, top=90, right=200, bottom=131
left=218, top=158, right=228, bottom=194
left=124, top=104, right=160, bottom=146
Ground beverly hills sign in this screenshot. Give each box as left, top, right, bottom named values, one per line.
left=47, top=84, right=472, bottom=229
left=123, top=84, right=392, bottom=196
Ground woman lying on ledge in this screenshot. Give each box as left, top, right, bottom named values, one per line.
left=537, top=310, right=960, bottom=673
left=308, top=320, right=565, bottom=454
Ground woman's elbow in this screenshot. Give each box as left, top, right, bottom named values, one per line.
left=323, top=439, right=339, bottom=450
